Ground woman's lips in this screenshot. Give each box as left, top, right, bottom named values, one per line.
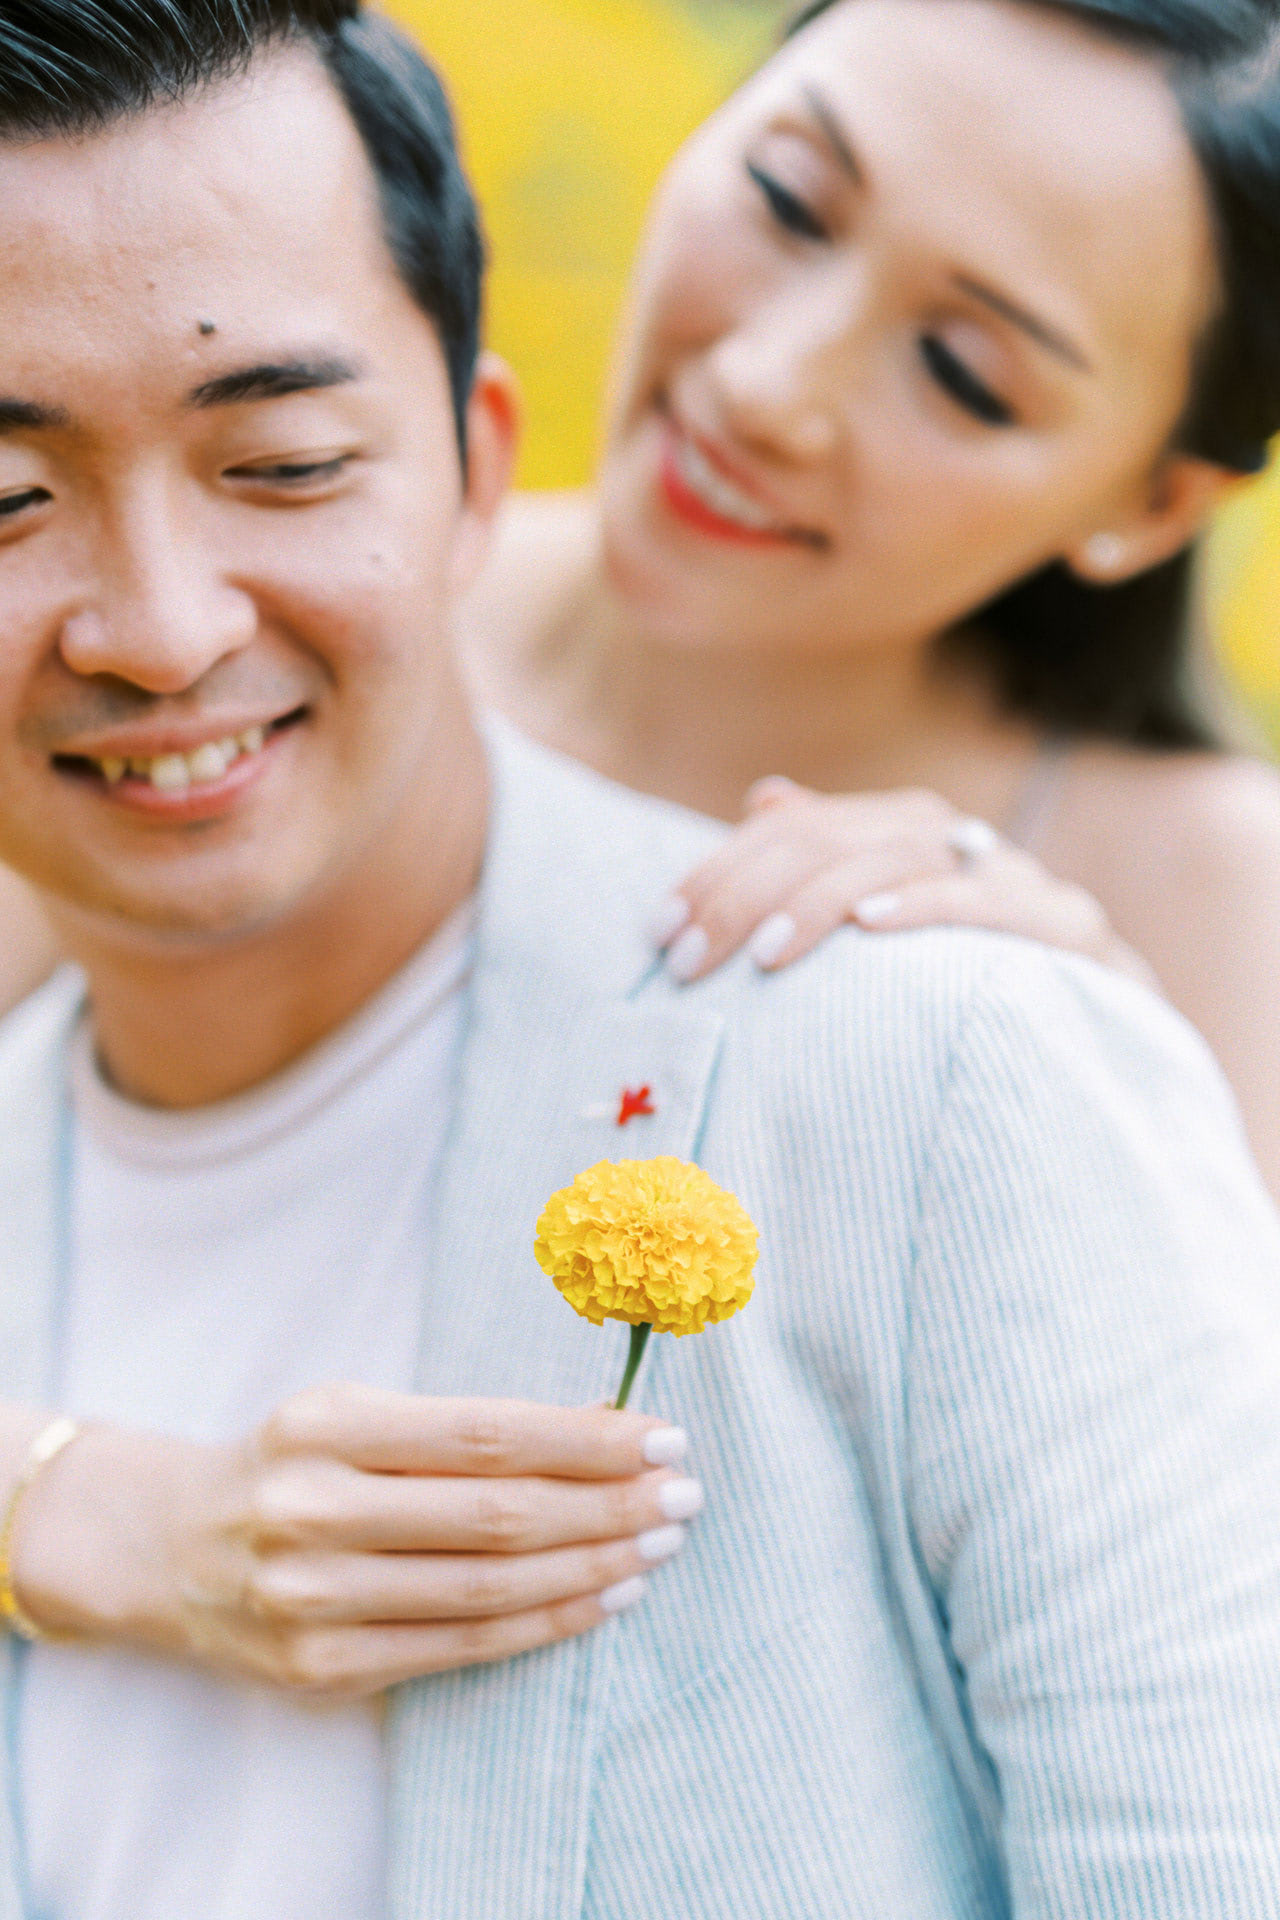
left=657, top=420, right=825, bottom=550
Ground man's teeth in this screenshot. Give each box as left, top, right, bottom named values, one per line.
left=98, top=727, right=268, bottom=790
left=674, top=435, right=780, bottom=533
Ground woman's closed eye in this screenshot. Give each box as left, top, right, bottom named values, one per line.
left=920, top=334, right=1015, bottom=427
left=745, top=154, right=1016, bottom=428
left=747, top=164, right=828, bottom=243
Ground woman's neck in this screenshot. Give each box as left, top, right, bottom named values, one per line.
left=476, top=508, right=1044, bottom=826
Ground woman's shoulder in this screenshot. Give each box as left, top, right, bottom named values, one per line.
left=1059, top=743, right=1280, bottom=1044
left=455, top=489, right=598, bottom=703
left=1065, top=744, right=1280, bottom=891
left=1060, top=743, right=1280, bottom=1198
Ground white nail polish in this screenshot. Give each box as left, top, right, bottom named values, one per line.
left=856, top=892, right=901, bottom=925
left=642, top=1426, right=688, bottom=1467
left=636, top=1522, right=686, bottom=1563
left=666, top=926, right=709, bottom=983
left=659, top=1477, right=704, bottom=1521
left=748, top=911, right=796, bottom=970
left=599, top=1574, right=647, bottom=1614
left=947, top=816, right=1000, bottom=864
left=649, top=894, right=691, bottom=949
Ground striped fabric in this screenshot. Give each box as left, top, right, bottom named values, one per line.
left=4, top=721, right=1280, bottom=1917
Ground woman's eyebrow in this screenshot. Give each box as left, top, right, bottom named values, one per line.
left=801, top=85, right=866, bottom=185
left=951, top=273, right=1093, bottom=372
left=800, top=85, right=1092, bottom=376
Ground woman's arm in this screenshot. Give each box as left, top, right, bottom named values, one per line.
left=0, top=865, right=59, bottom=1015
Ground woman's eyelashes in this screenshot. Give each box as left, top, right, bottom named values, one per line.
left=919, top=334, right=1015, bottom=427
left=747, top=163, right=828, bottom=242
left=746, top=157, right=1017, bottom=430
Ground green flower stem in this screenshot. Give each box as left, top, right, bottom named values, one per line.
left=614, top=1323, right=653, bottom=1410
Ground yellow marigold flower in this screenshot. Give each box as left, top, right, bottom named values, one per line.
left=535, top=1156, right=758, bottom=1338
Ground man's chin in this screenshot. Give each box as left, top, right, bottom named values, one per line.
left=39, top=871, right=311, bottom=958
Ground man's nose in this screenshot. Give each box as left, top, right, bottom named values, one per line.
left=58, top=496, right=257, bottom=693
left=706, top=274, right=856, bottom=464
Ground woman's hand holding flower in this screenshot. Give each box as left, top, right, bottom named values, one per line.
left=4, top=1385, right=697, bottom=1692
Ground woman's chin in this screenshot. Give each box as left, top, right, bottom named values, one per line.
left=600, top=527, right=740, bottom=649
left=598, top=499, right=766, bottom=651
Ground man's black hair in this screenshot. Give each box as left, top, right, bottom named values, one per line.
left=0, top=1, right=483, bottom=454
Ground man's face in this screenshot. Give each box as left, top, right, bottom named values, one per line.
left=0, top=49, right=500, bottom=945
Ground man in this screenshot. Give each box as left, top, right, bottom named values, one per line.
left=0, top=4, right=1278, bottom=1917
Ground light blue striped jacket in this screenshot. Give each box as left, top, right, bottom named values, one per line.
left=2, top=722, right=1280, bottom=1919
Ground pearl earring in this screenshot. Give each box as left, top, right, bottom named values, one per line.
left=1084, top=532, right=1125, bottom=575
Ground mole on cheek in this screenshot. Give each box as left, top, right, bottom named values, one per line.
left=197, top=319, right=217, bottom=337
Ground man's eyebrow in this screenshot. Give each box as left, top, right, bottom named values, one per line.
left=187, top=357, right=363, bottom=410
left=0, top=398, right=72, bottom=434
left=801, top=85, right=866, bottom=186
left=951, top=274, right=1092, bottom=373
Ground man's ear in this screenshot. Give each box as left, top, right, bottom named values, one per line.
left=449, top=352, right=522, bottom=596
left=1065, top=452, right=1240, bottom=585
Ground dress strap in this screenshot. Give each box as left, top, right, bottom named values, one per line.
left=1005, top=736, right=1071, bottom=854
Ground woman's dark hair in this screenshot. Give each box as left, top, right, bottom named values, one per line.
left=0, top=2, right=483, bottom=454
left=790, top=0, right=1280, bottom=746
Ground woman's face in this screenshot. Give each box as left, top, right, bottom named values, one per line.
left=600, top=0, right=1220, bottom=656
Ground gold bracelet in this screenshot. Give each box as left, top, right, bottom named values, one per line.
left=0, top=1417, right=81, bottom=1642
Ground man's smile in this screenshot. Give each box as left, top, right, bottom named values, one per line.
left=48, top=707, right=308, bottom=821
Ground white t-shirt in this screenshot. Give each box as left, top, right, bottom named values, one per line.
left=18, top=910, right=473, bottom=1920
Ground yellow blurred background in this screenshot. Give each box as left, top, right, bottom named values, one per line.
left=386, top=0, right=1280, bottom=747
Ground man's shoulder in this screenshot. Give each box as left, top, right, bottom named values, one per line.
left=486, top=715, right=725, bottom=870
left=480, top=719, right=727, bottom=992
left=687, top=919, right=1240, bottom=1147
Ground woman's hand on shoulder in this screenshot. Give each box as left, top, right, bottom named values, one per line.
left=653, top=777, right=1154, bottom=987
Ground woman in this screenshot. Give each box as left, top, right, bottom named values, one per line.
left=459, top=0, right=1280, bottom=1197
left=5, top=0, right=1280, bottom=1683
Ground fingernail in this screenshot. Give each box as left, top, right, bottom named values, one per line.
left=856, top=892, right=900, bottom=926
left=636, top=1522, right=686, bottom=1563
left=642, top=1426, right=688, bottom=1467
left=649, top=894, right=691, bottom=949
left=600, top=1574, right=647, bottom=1614
left=666, top=926, right=709, bottom=984
left=947, top=816, right=1000, bottom=862
left=745, top=775, right=798, bottom=814
left=748, top=911, right=796, bottom=970
left=659, top=1477, right=704, bottom=1521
